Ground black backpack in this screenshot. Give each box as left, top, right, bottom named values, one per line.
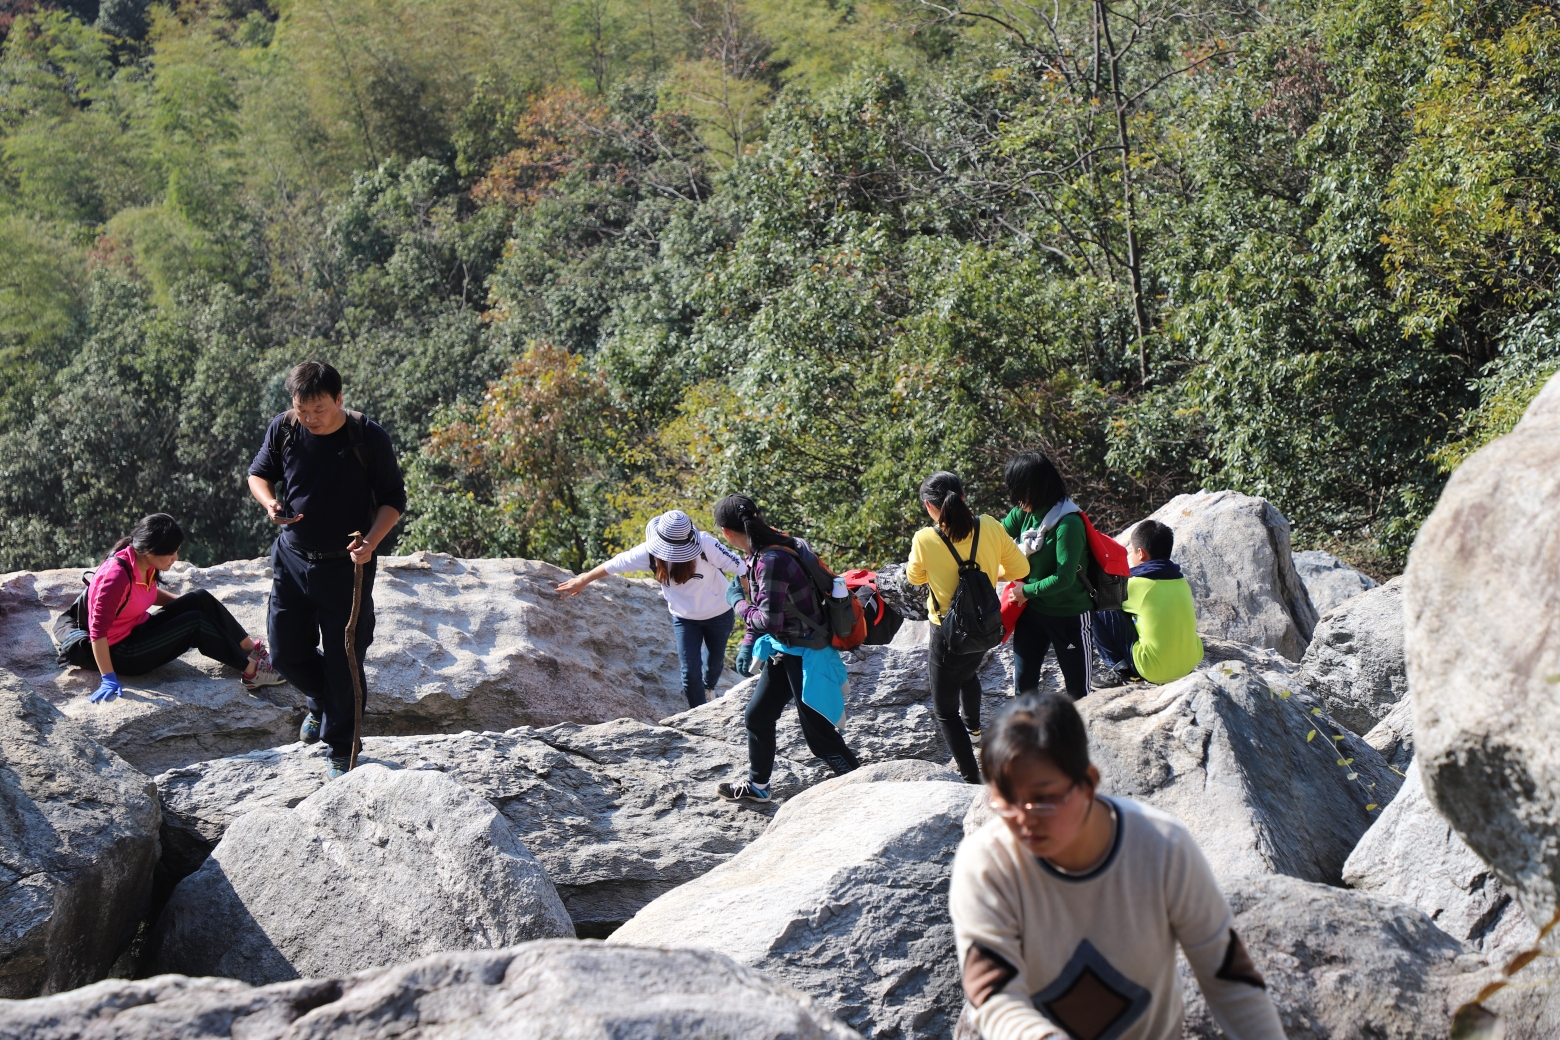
left=929, top=522, right=1005, bottom=655
left=53, top=556, right=135, bottom=668
left=768, top=543, right=861, bottom=651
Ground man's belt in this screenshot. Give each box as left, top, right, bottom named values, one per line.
left=286, top=543, right=354, bottom=562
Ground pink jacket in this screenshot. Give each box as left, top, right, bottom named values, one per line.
left=87, top=547, right=159, bottom=646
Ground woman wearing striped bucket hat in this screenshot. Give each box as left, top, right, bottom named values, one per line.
left=557, top=510, right=747, bottom=710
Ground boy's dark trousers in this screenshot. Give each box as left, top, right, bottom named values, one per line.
left=268, top=539, right=375, bottom=759
left=1092, top=608, right=1140, bottom=679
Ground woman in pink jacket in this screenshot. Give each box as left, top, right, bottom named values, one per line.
left=81, top=513, right=281, bottom=703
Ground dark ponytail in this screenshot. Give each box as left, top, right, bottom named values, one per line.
left=113, top=513, right=185, bottom=558
left=712, top=494, right=797, bottom=553
left=919, top=471, right=977, bottom=542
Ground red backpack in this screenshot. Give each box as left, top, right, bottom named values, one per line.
left=839, top=570, right=906, bottom=646
left=1078, top=512, right=1130, bottom=610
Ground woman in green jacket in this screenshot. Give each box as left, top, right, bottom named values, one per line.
left=1000, top=452, right=1095, bottom=699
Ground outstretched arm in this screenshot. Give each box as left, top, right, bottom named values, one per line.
left=557, top=564, right=610, bottom=597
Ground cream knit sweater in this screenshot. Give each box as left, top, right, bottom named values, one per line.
left=950, top=797, right=1286, bottom=1040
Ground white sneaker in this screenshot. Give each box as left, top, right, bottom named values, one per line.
left=242, top=643, right=284, bottom=689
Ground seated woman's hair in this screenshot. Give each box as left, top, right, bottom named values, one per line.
left=112, top=513, right=185, bottom=557
left=712, top=494, right=797, bottom=551
left=1129, top=519, right=1174, bottom=560
left=981, top=692, right=1093, bottom=801
left=1003, top=452, right=1067, bottom=514
left=918, top=471, right=977, bottom=542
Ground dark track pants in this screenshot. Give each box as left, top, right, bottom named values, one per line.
left=928, top=620, right=986, bottom=784
left=672, top=609, right=736, bottom=710
left=109, top=590, right=250, bottom=676
left=745, top=650, right=859, bottom=785
left=1011, top=607, right=1093, bottom=700
left=1092, top=609, right=1140, bottom=679
left=268, top=540, right=375, bottom=759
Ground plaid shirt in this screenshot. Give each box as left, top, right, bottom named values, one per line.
left=738, top=540, right=825, bottom=648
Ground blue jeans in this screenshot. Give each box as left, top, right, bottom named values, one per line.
left=672, top=610, right=736, bottom=710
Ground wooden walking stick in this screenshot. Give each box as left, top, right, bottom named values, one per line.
left=345, top=531, right=366, bottom=771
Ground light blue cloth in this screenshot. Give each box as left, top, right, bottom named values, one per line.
left=751, top=635, right=847, bottom=726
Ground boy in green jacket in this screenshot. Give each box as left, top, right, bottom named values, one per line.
left=1094, top=519, right=1204, bottom=685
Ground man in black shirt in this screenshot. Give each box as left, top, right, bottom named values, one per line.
left=248, top=361, right=407, bottom=778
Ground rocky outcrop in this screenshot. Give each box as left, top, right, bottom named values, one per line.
left=1363, top=696, right=1414, bottom=772
left=1407, top=371, right=1560, bottom=936
left=0, top=941, right=861, bottom=1039
left=610, top=779, right=971, bottom=1039
left=1180, top=874, right=1487, bottom=1040
left=1344, top=762, right=1537, bottom=959
left=1081, top=655, right=1400, bottom=884
left=0, top=670, right=161, bottom=998
left=1296, top=577, right=1406, bottom=736
left=0, top=553, right=716, bottom=774
left=155, top=722, right=806, bottom=937
left=666, top=640, right=1023, bottom=783
left=1293, top=549, right=1378, bottom=616
left=1126, top=491, right=1319, bottom=660
left=151, top=764, right=573, bottom=983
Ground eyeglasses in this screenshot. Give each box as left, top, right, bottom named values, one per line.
left=989, top=785, right=1078, bottom=821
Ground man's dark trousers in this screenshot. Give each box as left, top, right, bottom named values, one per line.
left=268, top=539, right=375, bottom=758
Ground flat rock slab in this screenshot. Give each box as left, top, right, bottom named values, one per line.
left=1297, top=577, right=1406, bottom=736
left=0, top=669, right=161, bottom=998
left=154, top=721, right=807, bottom=936
left=0, top=552, right=715, bottom=774
left=1407, top=371, right=1560, bottom=936
left=0, top=940, right=862, bottom=1039
left=611, top=780, right=972, bottom=1040
left=1292, top=550, right=1378, bottom=617
left=152, top=764, right=573, bottom=984
left=1126, top=490, right=1319, bottom=660
left=1079, top=654, right=1400, bottom=884
left=1181, top=874, right=1488, bottom=1040
left=1344, top=761, right=1536, bottom=959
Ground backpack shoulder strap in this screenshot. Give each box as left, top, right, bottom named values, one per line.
left=342, top=409, right=379, bottom=514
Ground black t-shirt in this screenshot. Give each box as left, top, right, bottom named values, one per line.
left=248, top=414, right=408, bottom=553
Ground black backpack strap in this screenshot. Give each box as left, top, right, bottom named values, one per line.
left=342, top=409, right=378, bottom=514
left=929, top=521, right=981, bottom=615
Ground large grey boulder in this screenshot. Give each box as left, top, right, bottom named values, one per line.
left=1081, top=653, right=1399, bottom=884
left=610, top=780, right=972, bottom=1039
left=151, top=764, right=573, bottom=983
left=1344, top=762, right=1537, bottom=959
left=1296, top=577, right=1407, bottom=736
left=1180, top=874, right=1487, bottom=1040
left=0, top=940, right=861, bottom=1039
left=1407, top=372, right=1560, bottom=937
left=666, top=640, right=1026, bottom=783
left=1362, top=695, right=1415, bottom=772
left=155, top=721, right=805, bottom=937
left=1126, top=491, right=1319, bottom=660
left=1293, top=549, right=1379, bottom=616
left=0, top=553, right=716, bottom=774
left=0, top=670, right=160, bottom=998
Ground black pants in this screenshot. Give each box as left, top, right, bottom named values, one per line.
left=745, top=651, right=859, bottom=785
left=268, top=540, right=375, bottom=759
left=1011, top=607, right=1093, bottom=700
left=1092, top=609, right=1140, bottom=678
left=108, top=590, right=250, bottom=676
left=928, top=620, right=986, bottom=784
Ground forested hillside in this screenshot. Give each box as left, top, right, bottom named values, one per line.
left=2, top=0, right=1557, bottom=574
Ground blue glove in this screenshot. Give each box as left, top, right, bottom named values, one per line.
left=725, top=577, right=746, bottom=608
left=90, top=672, right=123, bottom=703
left=734, top=644, right=754, bottom=677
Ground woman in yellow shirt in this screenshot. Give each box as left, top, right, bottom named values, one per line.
left=906, top=471, right=1030, bottom=783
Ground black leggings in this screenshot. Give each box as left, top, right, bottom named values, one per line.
left=928, top=620, right=986, bottom=784
left=1011, top=607, right=1093, bottom=700
left=108, top=590, right=250, bottom=676
left=744, top=651, right=859, bottom=785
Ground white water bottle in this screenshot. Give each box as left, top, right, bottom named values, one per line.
left=831, top=576, right=848, bottom=599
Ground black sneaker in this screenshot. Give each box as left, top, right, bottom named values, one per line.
left=299, top=712, right=322, bottom=744
left=717, top=780, right=772, bottom=803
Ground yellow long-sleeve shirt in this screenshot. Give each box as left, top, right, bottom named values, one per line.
left=906, top=515, right=1030, bottom=625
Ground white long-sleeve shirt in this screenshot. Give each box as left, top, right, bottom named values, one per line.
left=602, top=531, right=746, bottom=621
left=950, top=797, right=1286, bottom=1040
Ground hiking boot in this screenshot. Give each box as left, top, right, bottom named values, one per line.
left=967, top=727, right=983, bottom=747
left=242, top=642, right=284, bottom=690
left=717, top=780, right=772, bottom=803
left=327, top=756, right=350, bottom=779
left=299, top=712, right=322, bottom=744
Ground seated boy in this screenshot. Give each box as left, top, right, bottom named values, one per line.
left=1093, top=519, right=1203, bottom=685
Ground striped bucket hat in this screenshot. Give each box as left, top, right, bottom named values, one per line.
left=645, top=510, right=703, bottom=563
